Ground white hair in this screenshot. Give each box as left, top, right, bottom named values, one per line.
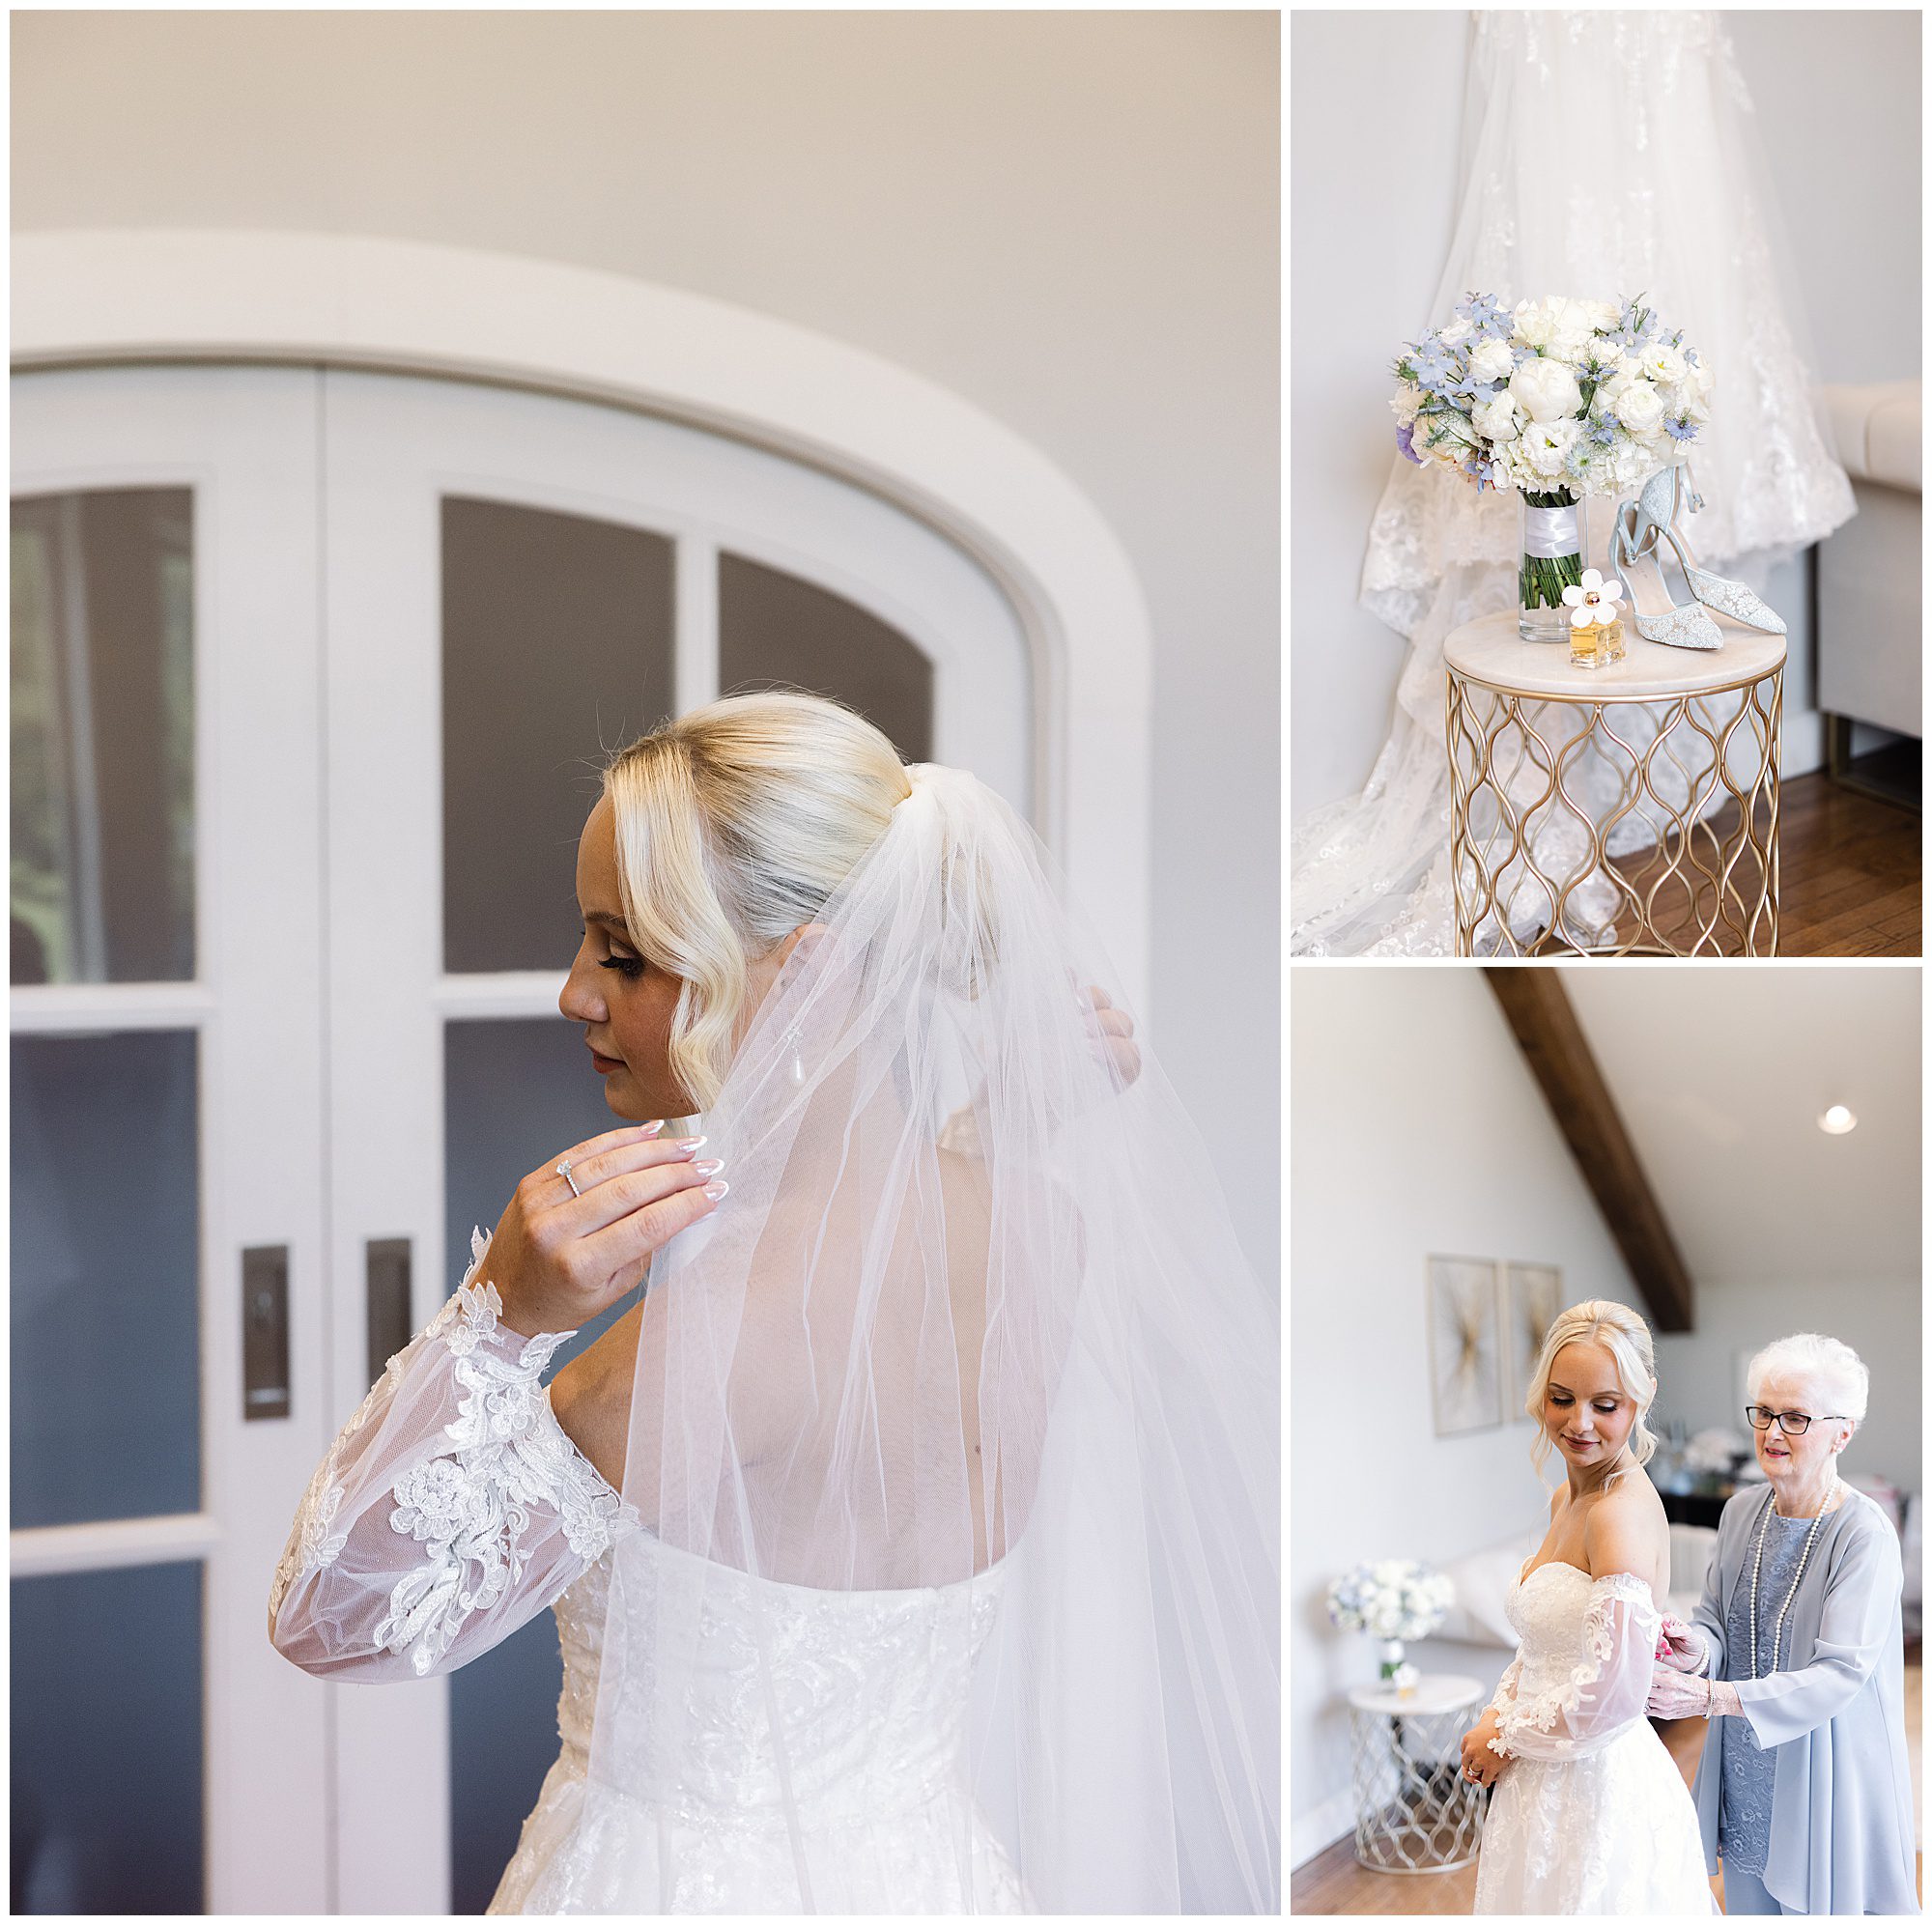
left=1525, top=1299, right=1659, bottom=1484
left=1747, top=1333, right=1869, bottom=1424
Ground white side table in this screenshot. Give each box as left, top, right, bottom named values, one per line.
left=1345, top=1673, right=1486, bottom=1875
left=1444, top=610, right=1785, bottom=955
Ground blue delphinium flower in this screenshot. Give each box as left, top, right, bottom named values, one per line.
left=1457, top=292, right=1512, bottom=339
left=1408, top=336, right=1460, bottom=392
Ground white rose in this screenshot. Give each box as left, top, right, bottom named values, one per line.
left=1471, top=391, right=1522, bottom=444
left=1520, top=418, right=1579, bottom=478
left=1547, top=297, right=1598, bottom=361
left=1614, top=381, right=1666, bottom=437
left=1468, top=335, right=1517, bottom=383
left=1389, top=383, right=1424, bottom=430
left=1437, top=316, right=1473, bottom=347
left=1509, top=355, right=1583, bottom=424
left=1641, top=342, right=1688, bottom=385
left=1512, top=297, right=1558, bottom=350
left=1582, top=298, right=1621, bottom=332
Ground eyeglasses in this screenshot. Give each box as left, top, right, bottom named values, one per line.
left=1745, top=1404, right=1848, bottom=1437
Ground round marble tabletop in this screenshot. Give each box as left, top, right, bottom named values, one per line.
left=1443, top=609, right=1786, bottom=700
left=1346, top=1673, right=1483, bottom=1717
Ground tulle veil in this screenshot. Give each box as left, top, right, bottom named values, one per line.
left=1291, top=10, right=1854, bottom=955
left=556, top=761, right=1280, bottom=1911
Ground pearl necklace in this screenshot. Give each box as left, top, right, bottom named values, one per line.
left=1747, top=1480, right=1838, bottom=1678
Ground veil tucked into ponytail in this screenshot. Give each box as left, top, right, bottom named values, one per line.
left=551, top=696, right=1280, bottom=1911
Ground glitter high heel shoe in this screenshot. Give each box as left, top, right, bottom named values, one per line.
left=1611, top=500, right=1722, bottom=650
left=1632, top=463, right=1787, bottom=635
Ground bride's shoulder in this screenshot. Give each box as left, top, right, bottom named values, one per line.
left=1584, top=1470, right=1666, bottom=1571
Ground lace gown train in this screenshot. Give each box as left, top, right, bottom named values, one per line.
left=1474, top=1564, right=1712, bottom=1914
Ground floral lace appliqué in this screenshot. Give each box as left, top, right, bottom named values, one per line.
left=374, top=1259, right=635, bottom=1675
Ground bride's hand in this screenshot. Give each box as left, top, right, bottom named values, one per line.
left=1460, top=1709, right=1507, bottom=1788
left=1081, top=983, right=1141, bottom=1089
left=483, top=1121, right=725, bottom=1338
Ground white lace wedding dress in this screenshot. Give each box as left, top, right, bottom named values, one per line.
left=1291, top=10, right=1854, bottom=955
left=270, top=1230, right=1027, bottom=1914
left=1473, top=1563, right=1712, bottom=1914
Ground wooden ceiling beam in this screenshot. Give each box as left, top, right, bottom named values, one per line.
left=1485, top=970, right=1694, bottom=1333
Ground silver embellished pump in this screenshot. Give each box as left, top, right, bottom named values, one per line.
left=1611, top=500, right=1722, bottom=650
left=1633, top=464, right=1787, bottom=634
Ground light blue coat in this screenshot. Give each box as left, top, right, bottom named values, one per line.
left=1689, top=1484, right=1918, bottom=1915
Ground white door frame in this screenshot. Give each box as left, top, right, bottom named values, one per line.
left=10, top=364, right=334, bottom=1914
left=12, top=228, right=1154, bottom=1012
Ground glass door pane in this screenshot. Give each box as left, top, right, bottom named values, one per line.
left=11, top=489, right=195, bottom=984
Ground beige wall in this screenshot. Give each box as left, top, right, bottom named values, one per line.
left=12, top=9, right=1281, bottom=1277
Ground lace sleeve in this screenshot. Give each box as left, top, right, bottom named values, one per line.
left=1490, top=1573, right=1661, bottom=1762
left=1485, top=1654, right=1523, bottom=1727
left=268, top=1228, right=638, bottom=1682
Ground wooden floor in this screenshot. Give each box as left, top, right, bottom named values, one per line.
left=1293, top=1658, right=1922, bottom=1914
left=1599, top=772, right=1919, bottom=957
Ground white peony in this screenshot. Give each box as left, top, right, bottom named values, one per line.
left=1471, top=391, right=1522, bottom=444
left=1413, top=409, right=1474, bottom=467
left=1641, top=342, right=1689, bottom=385
left=1389, top=383, right=1424, bottom=429
left=1582, top=298, right=1621, bottom=332
left=1468, top=335, right=1517, bottom=384
left=1512, top=297, right=1561, bottom=352
left=1613, top=381, right=1666, bottom=438
left=1520, top=418, right=1580, bottom=478
left=1509, top=355, right=1584, bottom=424
left=1437, top=316, right=1473, bottom=347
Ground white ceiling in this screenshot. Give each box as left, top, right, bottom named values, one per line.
left=1558, top=969, right=1921, bottom=1284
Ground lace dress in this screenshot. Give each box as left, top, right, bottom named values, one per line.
left=1473, top=1564, right=1713, bottom=1914
left=1290, top=10, right=1854, bottom=956
left=269, top=1230, right=1027, bottom=1915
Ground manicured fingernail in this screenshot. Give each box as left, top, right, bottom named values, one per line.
left=638, top=1120, right=666, bottom=1137
left=693, top=1157, right=725, bottom=1177
left=675, top=1135, right=707, bottom=1154
left=703, top=1179, right=729, bottom=1201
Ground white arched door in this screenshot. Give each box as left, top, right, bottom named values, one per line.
left=11, top=360, right=1038, bottom=1913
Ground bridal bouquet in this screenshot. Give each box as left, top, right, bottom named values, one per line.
left=1327, top=1559, right=1454, bottom=1656
left=1391, top=294, right=1712, bottom=637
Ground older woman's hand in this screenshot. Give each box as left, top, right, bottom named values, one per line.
left=1655, top=1612, right=1709, bottom=1673
left=1649, top=1665, right=1744, bottom=1720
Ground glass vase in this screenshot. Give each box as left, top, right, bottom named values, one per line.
left=1519, top=492, right=1588, bottom=641
left=1378, top=1637, right=1406, bottom=1684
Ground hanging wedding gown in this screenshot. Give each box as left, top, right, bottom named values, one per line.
left=1474, top=1564, right=1713, bottom=1913
left=270, top=762, right=1280, bottom=1913
left=1290, top=10, right=1854, bottom=955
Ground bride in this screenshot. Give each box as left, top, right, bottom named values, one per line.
left=268, top=692, right=1279, bottom=1913
left=1459, top=1300, right=1713, bottom=1913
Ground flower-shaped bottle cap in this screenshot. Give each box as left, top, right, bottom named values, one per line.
left=1563, top=568, right=1626, bottom=629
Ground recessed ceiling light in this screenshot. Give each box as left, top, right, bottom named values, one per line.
left=1819, top=1105, right=1857, bottom=1135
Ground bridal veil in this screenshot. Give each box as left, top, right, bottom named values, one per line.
left=1291, top=10, right=1853, bottom=955
left=567, top=761, right=1281, bottom=1910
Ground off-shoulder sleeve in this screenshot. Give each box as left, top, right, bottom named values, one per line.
left=1488, top=1572, right=1660, bottom=1761
left=268, top=1228, right=638, bottom=1682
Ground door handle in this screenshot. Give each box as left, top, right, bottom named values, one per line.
left=242, top=1245, right=291, bottom=1420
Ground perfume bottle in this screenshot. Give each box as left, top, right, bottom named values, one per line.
left=1570, top=613, right=1626, bottom=670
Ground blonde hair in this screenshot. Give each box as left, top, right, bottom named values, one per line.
left=601, top=692, right=911, bottom=1112
left=1525, top=1298, right=1660, bottom=1484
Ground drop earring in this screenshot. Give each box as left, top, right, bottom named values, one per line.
left=784, top=1023, right=806, bottom=1088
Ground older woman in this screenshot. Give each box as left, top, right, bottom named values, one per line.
left=1648, top=1334, right=1917, bottom=1915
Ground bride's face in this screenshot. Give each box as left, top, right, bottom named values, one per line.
left=1541, top=1342, right=1638, bottom=1472
left=556, top=794, right=808, bottom=1121
left=557, top=793, right=688, bottom=1121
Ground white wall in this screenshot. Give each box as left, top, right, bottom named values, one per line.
left=1289, top=969, right=1637, bottom=1867
left=9, top=10, right=1280, bottom=1279
left=1653, top=1275, right=1921, bottom=1500
left=1291, top=8, right=1922, bottom=820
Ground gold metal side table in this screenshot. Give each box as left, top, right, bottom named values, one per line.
left=1346, top=1674, right=1487, bottom=1875
left=1444, top=610, right=1784, bottom=956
